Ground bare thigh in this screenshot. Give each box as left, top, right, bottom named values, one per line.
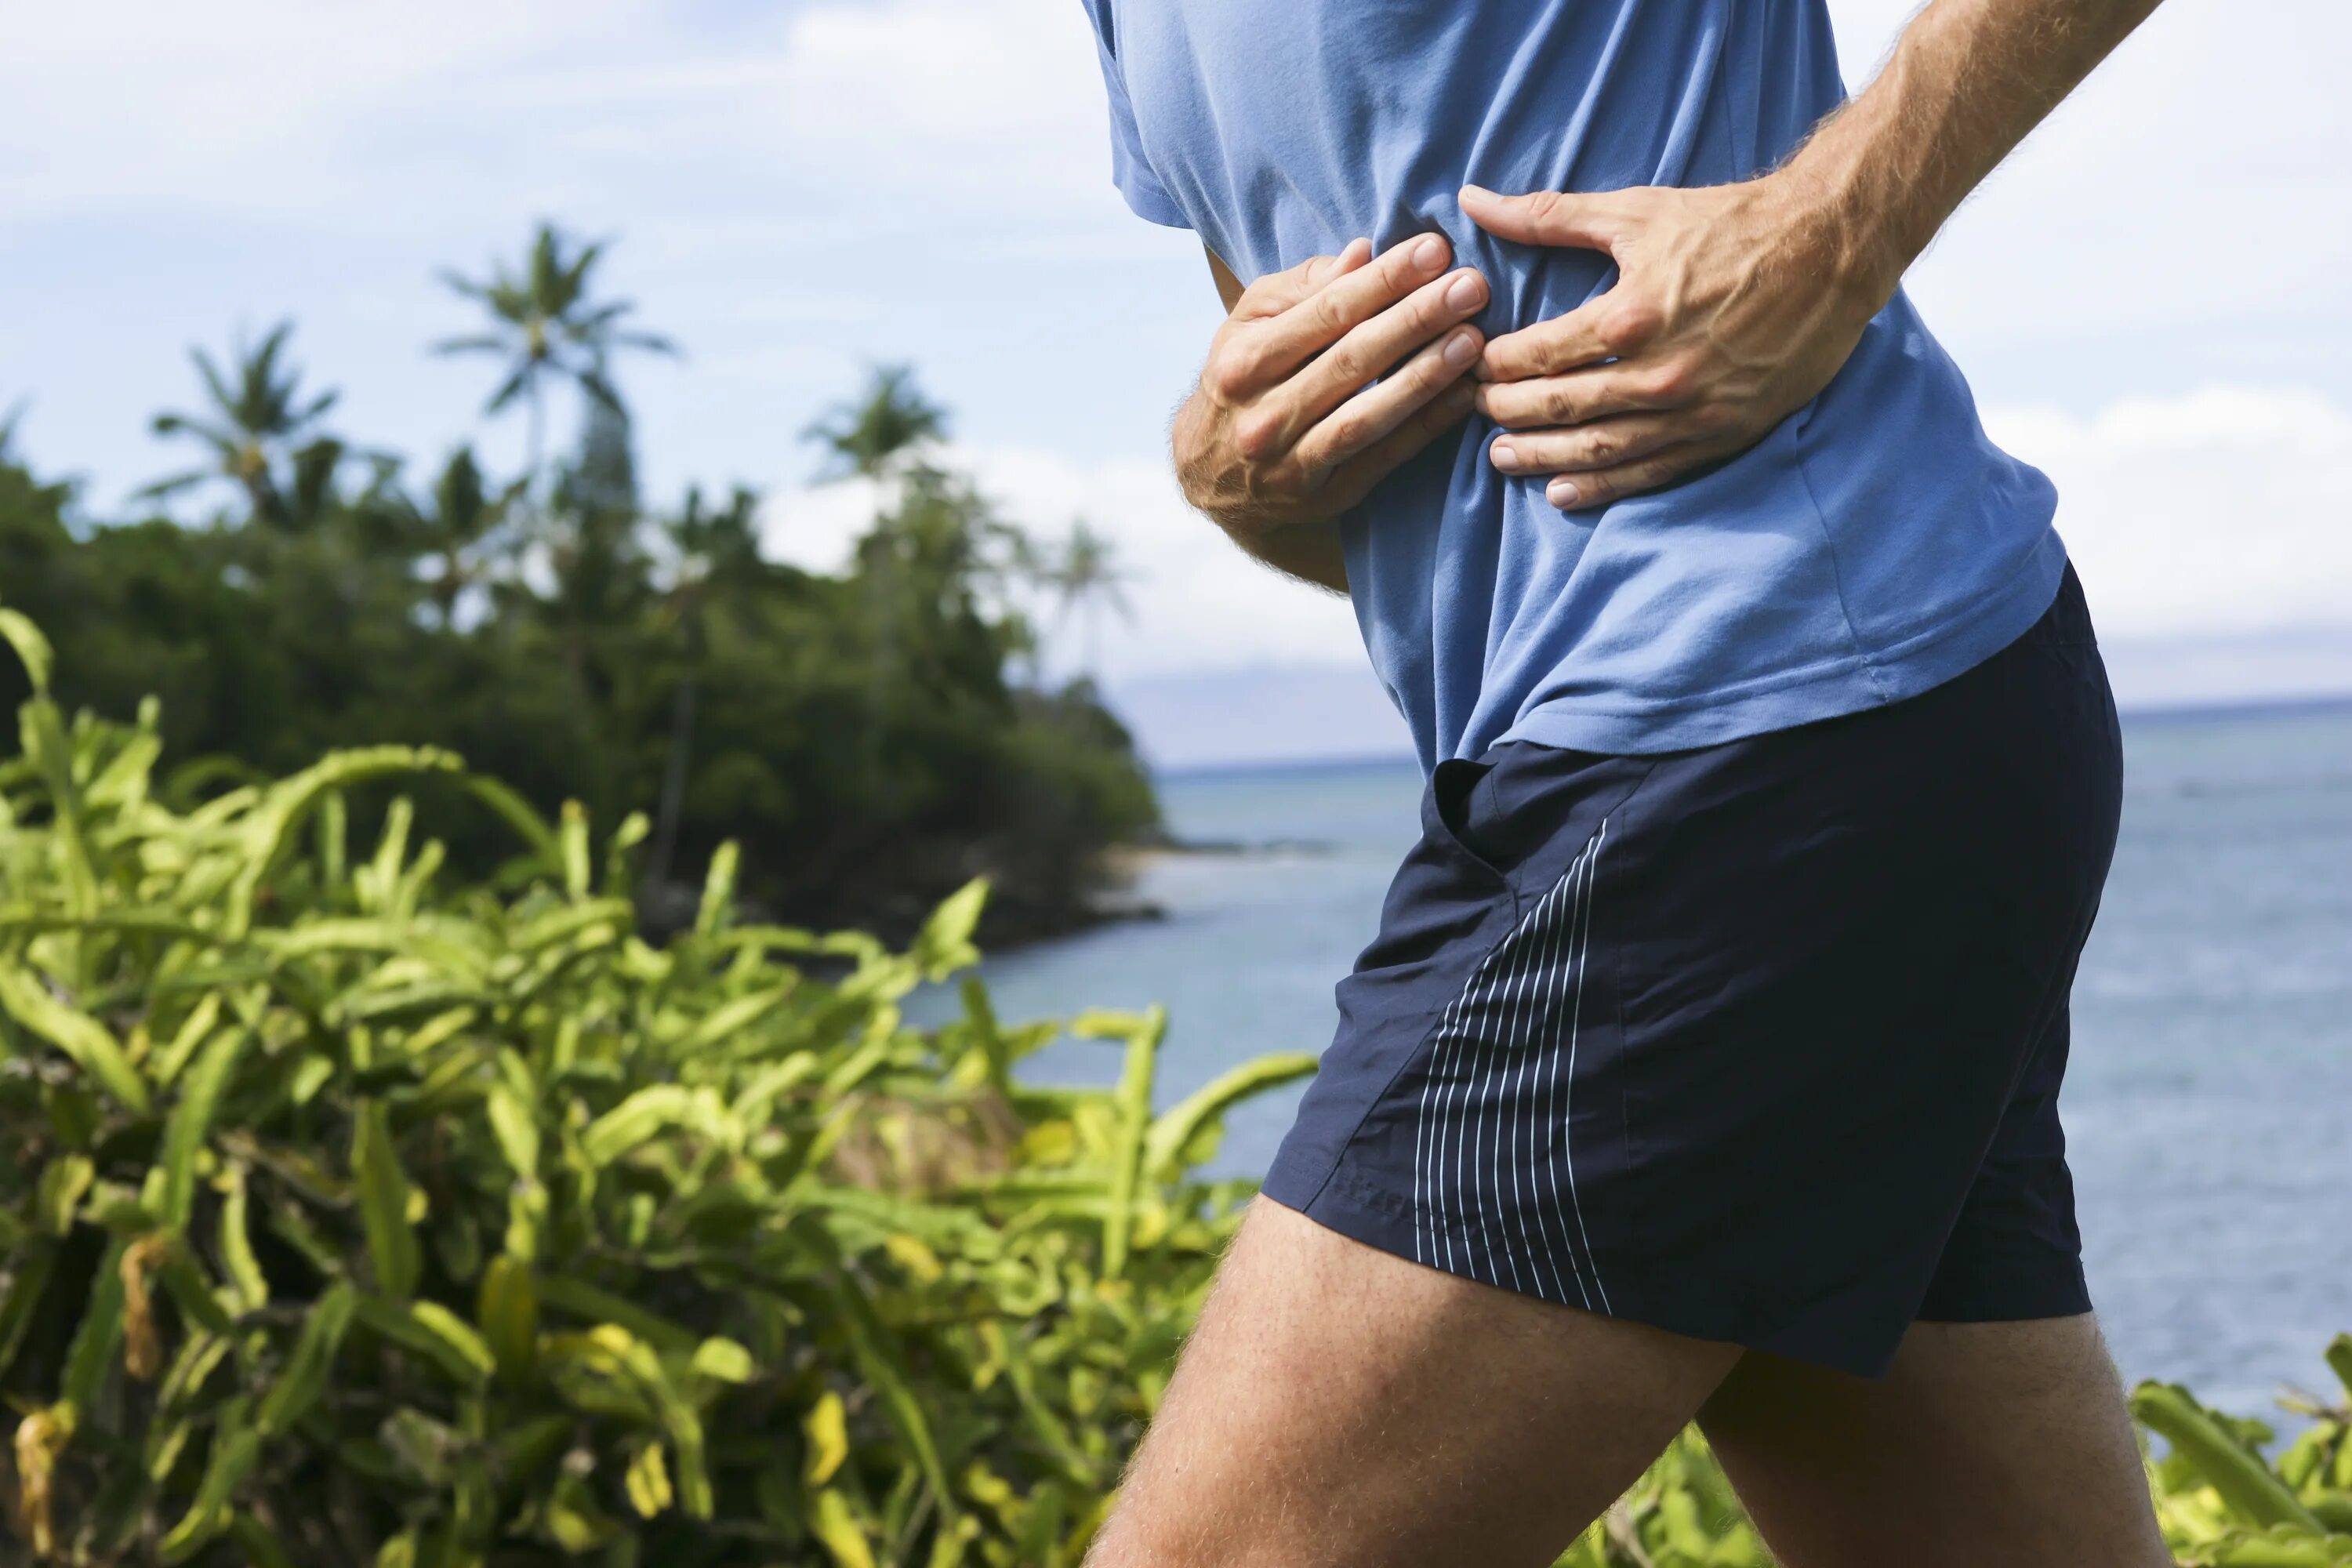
left=1085, top=1196, right=1743, bottom=1568
left=1697, top=1315, right=2171, bottom=1568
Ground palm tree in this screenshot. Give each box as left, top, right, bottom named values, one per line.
left=803, top=365, right=947, bottom=482
left=434, top=224, right=677, bottom=500
left=0, top=399, right=24, bottom=462
left=1049, top=518, right=1134, bottom=680
left=804, top=365, right=956, bottom=786
left=139, top=322, right=347, bottom=529
left=377, top=448, right=520, bottom=627
left=648, top=484, right=769, bottom=887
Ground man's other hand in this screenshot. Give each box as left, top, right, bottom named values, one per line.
left=1176, top=234, right=1489, bottom=537
left=1459, top=178, right=1889, bottom=512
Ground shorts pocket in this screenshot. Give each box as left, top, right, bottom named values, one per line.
left=1425, top=757, right=1511, bottom=891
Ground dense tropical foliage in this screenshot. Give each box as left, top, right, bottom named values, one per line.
left=0, top=226, right=1156, bottom=949
left=0, top=604, right=1307, bottom=1565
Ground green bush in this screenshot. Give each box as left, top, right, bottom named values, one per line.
left=0, top=604, right=1309, bottom=1566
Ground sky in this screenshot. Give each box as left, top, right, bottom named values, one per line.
left=4, top=0, right=2347, bottom=766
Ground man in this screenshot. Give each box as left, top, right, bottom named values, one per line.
left=1078, top=1, right=2172, bottom=1564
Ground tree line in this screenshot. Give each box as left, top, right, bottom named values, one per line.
left=0, top=224, right=1156, bottom=943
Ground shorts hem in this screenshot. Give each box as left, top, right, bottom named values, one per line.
left=1268, top=1163, right=1910, bottom=1381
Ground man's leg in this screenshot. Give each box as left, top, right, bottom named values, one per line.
left=1086, top=1196, right=1743, bottom=1568
left=1697, top=1315, right=2172, bottom=1568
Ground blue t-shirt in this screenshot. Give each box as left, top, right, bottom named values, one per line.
left=1082, top=0, right=2068, bottom=769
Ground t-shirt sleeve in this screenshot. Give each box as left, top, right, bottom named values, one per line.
left=1077, top=0, right=1192, bottom=230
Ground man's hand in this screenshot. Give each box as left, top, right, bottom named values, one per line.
left=1461, top=178, right=1879, bottom=512
left=1176, top=235, right=1489, bottom=543
left=1458, top=0, right=2166, bottom=513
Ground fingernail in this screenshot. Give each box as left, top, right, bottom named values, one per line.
left=1461, top=183, right=1494, bottom=201
left=1445, top=270, right=1485, bottom=310
left=1548, top=479, right=1582, bottom=508
left=1491, top=440, right=1520, bottom=473
left=1443, top=329, right=1478, bottom=369
left=1412, top=235, right=1447, bottom=270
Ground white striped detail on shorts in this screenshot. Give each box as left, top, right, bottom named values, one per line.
left=1410, top=818, right=1612, bottom=1314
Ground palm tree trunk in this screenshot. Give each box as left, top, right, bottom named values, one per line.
left=526, top=379, right=546, bottom=506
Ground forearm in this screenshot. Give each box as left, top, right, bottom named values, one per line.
left=1224, top=517, right=1349, bottom=596
left=1784, top=0, right=2165, bottom=306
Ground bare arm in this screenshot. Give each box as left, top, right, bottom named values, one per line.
left=1171, top=238, right=1490, bottom=597
left=1463, top=0, right=2167, bottom=509
left=1200, top=252, right=1355, bottom=593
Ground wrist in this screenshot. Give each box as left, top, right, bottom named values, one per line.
left=1769, top=157, right=1907, bottom=324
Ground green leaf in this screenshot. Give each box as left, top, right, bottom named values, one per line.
left=158, top=1025, right=249, bottom=1230
left=0, top=960, right=152, bottom=1112
left=582, top=1084, right=718, bottom=1167
left=695, top=840, right=739, bottom=938
left=353, top=1099, right=420, bottom=1298
left=256, top=1282, right=358, bottom=1437
left=1098, top=1005, right=1164, bottom=1278
left=60, top=1236, right=129, bottom=1416
left=477, top=1254, right=539, bottom=1384
left=35, top=1152, right=94, bottom=1236
left=559, top=798, right=592, bottom=898
left=1144, top=1051, right=1316, bottom=1182
left=216, top=1163, right=268, bottom=1311
left=0, top=605, right=54, bottom=695
left=909, top=877, right=988, bottom=981
left=159, top=1396, right=261, bottom=1563
left=2135, top=1381, right=2323, bottom=1533
left=354, top=1294, right=495, bottom=1387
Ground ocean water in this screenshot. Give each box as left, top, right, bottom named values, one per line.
left=942, top=703, right=2352, bottom=1416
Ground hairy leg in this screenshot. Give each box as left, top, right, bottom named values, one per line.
left=1697, top=1315, right=2171, bottom=1568
left=1085, top=1196, right=1743, bottom=1568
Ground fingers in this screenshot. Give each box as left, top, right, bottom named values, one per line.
left=1528, top=430, right=1753, bottom=513
left=1292, top=325, right=1485, bottom=473
left=1488, top=413, right=1684, bottom=480
left=1459, top=183, right=1636, bottom=251
left=1236, top=238, right=1373, bottom=321
left=1479, top=290, right=1662, bottom=383
left=1320, top=377, right=1482, bottom=513
left=1248, top=233, right=1463, bottom=383
left=1256, top=266, right=1488, bottom=452
left=1474, top=358, right=1690, bottom=430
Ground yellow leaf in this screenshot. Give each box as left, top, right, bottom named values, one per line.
left=883, top=1232, right=943, bottom=1283
left=810, top=1487, right=877, bottom=1568
left=803, top=1390, right=850, bottom=1486
left=624, top=1441, right=673, bottom=1518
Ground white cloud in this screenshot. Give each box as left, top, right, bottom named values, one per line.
left=0, top=0, right=1112, bottom=230
left=1988, top=386, right=2352, bottom=639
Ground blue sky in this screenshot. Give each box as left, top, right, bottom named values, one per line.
left=5, top=0, right=2348, bottom=764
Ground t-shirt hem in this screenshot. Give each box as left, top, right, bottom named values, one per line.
left=1495, top=535, right=2068, bottom=758
left=1115, top=170, right=1191, bottom=230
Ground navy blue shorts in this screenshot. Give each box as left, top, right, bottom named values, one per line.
left=1262, top=566, right=2124, bottom=1377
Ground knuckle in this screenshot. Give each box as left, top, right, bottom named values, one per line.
left=1600, top=299, right=1664, bottom=352
left=1544, top=385, right=1581, bottom=423
left=1646, top=358, right=1699, bottom=401
left=1204, top=354, right=1254, bottom=402
left=1234, top=411, right=1283, bottom=461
